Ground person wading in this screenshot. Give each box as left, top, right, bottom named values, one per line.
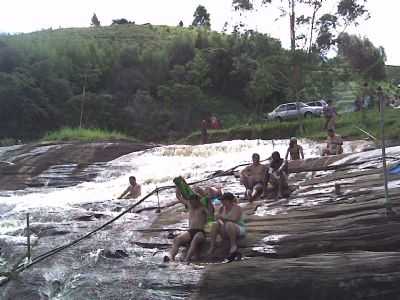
left=285, top=137, right=304, bottom=161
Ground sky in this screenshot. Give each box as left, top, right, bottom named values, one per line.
left=0, top=0, right=398, bottom=65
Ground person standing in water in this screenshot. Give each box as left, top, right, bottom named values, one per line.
left=118, top=176, right=141, bottom=199
left=322, top=128, right=343, bottom=156
left=285, top=137, right=304, bottom=160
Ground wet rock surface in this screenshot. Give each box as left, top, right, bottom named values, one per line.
left=0, top=141, right=157, bottom=191
left=141, top=147, right=400, bottom=300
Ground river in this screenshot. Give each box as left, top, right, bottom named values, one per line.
left=0, top=139, right=369, bottom=299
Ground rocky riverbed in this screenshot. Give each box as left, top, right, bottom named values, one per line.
left=1, top=139, right=399, bottom=299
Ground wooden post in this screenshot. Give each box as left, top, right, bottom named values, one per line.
left=156, top=187, right=161, bottom=213
left=26, top=213, right=31, bottom=262
left=378, top=87, right=395, bottom=216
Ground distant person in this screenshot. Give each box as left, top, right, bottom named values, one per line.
left=354, top=96, right=363, bottom=112
left=285, top=137, right=304, bottom=160
left=323, top=100, right=338, bottom=131
left=118, top=176, right=141, bottom=199
left=240, top=153, right=267, bottom=202
left=200, top=119, right=208, bottom=144
left=164, top=192, right=208, bottom=263
left=207, top=192, right=245, bottom=261
left=264, top=151, right=289, bottom=199
left=210, top=116, right=222, bottom=130
left=322, top=129, right=343, bottom=156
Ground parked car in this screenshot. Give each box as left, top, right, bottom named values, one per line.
left=306, top=100, right=328, bottom=109
left=267, top=102, right=322, bottom=122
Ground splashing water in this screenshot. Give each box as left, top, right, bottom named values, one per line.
left=0, top=139, right=371, bottom=299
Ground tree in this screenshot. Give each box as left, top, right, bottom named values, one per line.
left=111, top=18, right=130, bottom=25
left=337, top=33, right=386, bottom=81
left=192, top=5, right=211, bottom=28
left=91, top=13, right=101, bottom=27
left=232, top=0, right=369, bottom=55
left=178, top=20, right=184, bottom=27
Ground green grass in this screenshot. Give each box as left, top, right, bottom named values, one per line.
left=42, top=127, right=137, bottom=142
left=181, top=108, right=400, bottom=144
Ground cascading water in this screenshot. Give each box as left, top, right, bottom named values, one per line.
left=0, top=139, right=369, bottom=299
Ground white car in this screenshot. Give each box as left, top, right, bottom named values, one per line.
left=267, top=102, right=322, bottom=122
left=306, top=100, right=328, bottom=109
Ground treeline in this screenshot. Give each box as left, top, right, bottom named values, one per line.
left=0, top=24, right=387, bottom=141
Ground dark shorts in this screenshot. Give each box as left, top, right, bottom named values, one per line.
left=248, top=181, right=263, bottom=191
left=187, top=229, right=206, bottom=241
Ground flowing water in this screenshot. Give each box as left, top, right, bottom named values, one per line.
left=0, top=139, right=371, bottom=299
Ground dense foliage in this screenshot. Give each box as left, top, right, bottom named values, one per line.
left=0, top=24, right=388, bottom=142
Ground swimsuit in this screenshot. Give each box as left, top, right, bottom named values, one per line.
left=187, top=229, right=206, bottom=241
left=222, top=207, right=246, bottom=237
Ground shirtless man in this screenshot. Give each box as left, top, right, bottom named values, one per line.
left=164, top=192, right=208, bottom=263
left=240, top=153, right=266, bottom=202
left=118, top=176, right=141, bottom=199
left=265, top=151, right=289, bottom=199
left=285, top=137, right=304, bottom=160
left=322, top=129, right=343, bottom=156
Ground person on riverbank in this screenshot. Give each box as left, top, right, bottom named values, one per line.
left=200, top=119, right=208, bottom=144
left=322, top=129, right=343, bottom=156
left=164, top=191, right=208, bottom=263
left=264, top=151, right=289, bottom=199
left=240, top=153, right=267, bottom=202
left=207, top=192, right=245, bottom=261
left=285, top=137, right=304, bottom=161
left=323, top=100, right=338, bottom=131
left=117, top=176, right=141, bottom=199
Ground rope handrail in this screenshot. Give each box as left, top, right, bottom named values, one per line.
left=1, top=159, right=257, bottom=284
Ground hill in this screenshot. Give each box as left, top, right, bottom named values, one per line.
left=0, top=24, right=391, bottom=143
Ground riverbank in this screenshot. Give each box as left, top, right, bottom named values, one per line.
left=181, top=109, right=400, bottom=144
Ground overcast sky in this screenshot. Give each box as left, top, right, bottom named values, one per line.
left=0, top=0, right=398, bottom=65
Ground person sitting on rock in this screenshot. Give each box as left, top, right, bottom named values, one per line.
left=118, top=176, right=141, bottom=199
left=240, top=153, right=267, bottom=202
left=207, top=192, right=245, bottom=262
left=322, top=129, right=343, bottom=156
left=164, top=192, right=208, bottom=263
left=285, top=137, right=304, bottom=161
left=264, top=151, right=289, bottom=199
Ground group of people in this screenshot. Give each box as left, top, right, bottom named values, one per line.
left=240, top=150, right=290, bottom=202
left=118, top=132, right=343, bottom=263
left=201, top=115, right=222, bottom=144
left=165, top=188, right=245, bottom=263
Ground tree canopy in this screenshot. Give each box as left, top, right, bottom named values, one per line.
left=192, top=5, right=211, bottom=28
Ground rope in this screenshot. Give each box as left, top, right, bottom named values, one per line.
left=3, top=159, right=258, bottom=282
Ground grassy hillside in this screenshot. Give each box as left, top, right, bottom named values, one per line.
left=0, top=24, right=394, bottom=143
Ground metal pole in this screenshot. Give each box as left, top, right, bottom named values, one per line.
left=26, top=213, right=31, bottom=262
left=156, top=187, right=161, bottom=213
left=378, top=87, right=394, bottom=216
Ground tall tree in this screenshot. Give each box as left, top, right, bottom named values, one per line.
left=91, top=13, right=101, bottom=27
left=337, top=33, right=386, bottom=81
left=232, top=0, right=369, bottom=55
left=192, top=5, right=211, bottom=28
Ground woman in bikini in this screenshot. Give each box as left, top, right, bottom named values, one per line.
left=207, top=192, right=246, bottom=261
